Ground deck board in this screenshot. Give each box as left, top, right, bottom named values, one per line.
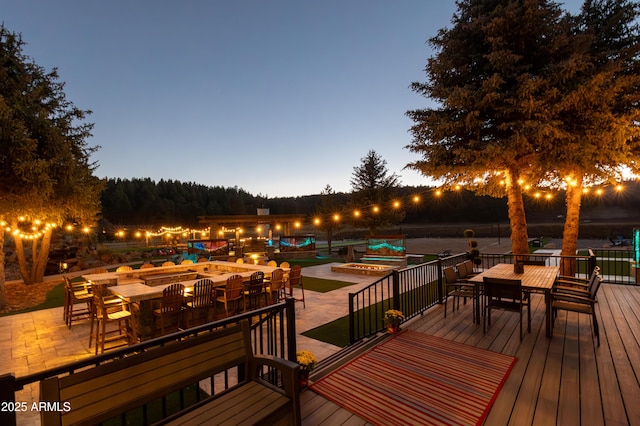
left=302, top=283, right=640, bottom=426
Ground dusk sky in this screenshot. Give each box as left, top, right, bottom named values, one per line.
left=4, top=1, right=583, bottom=197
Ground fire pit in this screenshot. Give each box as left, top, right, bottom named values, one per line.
left=331, top=263, right=397, bottom=276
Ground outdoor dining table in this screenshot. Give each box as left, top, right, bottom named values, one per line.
left=467, top=263, right=560, bottom=337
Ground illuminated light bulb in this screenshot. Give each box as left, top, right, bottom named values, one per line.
left=534, top=192, right=541, bottom=198
left=18, top=216, right=25, bottom=221
left=393, top=201, right=401, bottom=208
left=313, top=218, right=320, bottom=225
left=372, top=206, right=380, bottom=213
left=545, top=194, right=552, bottom=200
left=435, top=190, right=442, bottom=196
left=66, top=224, right=73, bottom=231
left=454, top=185, right=461, bottom=191
left=499, top=180, right=505, bottom=186
left=34, top=219, right=41, bottom=225
left=294, top=222, right=300, bottom=228
left=517, top=179, right=524, bottom=185
left=524, top=184, right=531, bottom=190
left=616, top=185, right=623, bottom=192
left=596, top=188, right=603, bottom=195
left=353, top=210, right=361, bottom=218
left=413, top=195, right=420, bottom=203
left=582, top=187, right=589, bottom=194
left=333, top=214, right=340, bottom=221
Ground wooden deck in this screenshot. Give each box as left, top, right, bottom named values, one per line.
left=301, top=283, right=640, bottom=425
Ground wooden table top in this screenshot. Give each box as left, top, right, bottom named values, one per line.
left=467, top=263, right=559, bottom=291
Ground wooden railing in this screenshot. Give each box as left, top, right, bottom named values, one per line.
left=0, top=299, right=297, bottom=426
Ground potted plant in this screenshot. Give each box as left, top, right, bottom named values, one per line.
left=296, top=350, right=317, bottom=389
left=384, top=309, right=405, bottom=333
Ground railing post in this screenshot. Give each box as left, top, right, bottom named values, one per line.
left=437, top=259, right=444, bottom=304
left=588, top=248, right=597, bottom=274
left=0, top=374, right=18, bottom=426
left=348, top=293, right=356, bottom=345
left=285, top=297, right=297, bottom=362
left=392, top=271, right=400, bottom=311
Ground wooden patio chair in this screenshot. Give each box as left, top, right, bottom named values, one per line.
left=180, top=259, right=194, bottom=265
left=161, top=261, right=175, bottom=267
left=265, top=268, right=285, bottom=304
left=63, top=276, right=92, bottom=327
left=267, top=260, right=278, bottom=267
left=90, top=267, right=109, bottom=274
left=483, top=277, right=530, bottom=341
left=89, top=283, right=134, bottom=354
left=443, top=266, right=476, bottom=319
left=153, top=283, right=185, bottom=335
left=216, top=274, right=244, bottom=317
left=552, top=273, right=603, bottom=346
left=116, top=265, right=133, bottom=272
left=288, top=265, right=305, bottom=308
left=139, top=263, right=155, bottom=269
left=186, top=279, right=214, bottom=327
left=244, top=271, right=266, bottom=311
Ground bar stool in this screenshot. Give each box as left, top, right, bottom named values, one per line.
left=265, top=268, right=285, bottom=304
left=63, top=276, right=92, bottom=327
left=153, top=283, right=185, bottom=335
left=216, top=275, right=244, bottom=317
left=88, top=283, right=134, bottom=354
left=186, top=279, right=214, bottom=327
left=288, top=265, right=305, bottom=308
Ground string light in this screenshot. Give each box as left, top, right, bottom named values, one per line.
left=1, top=181, right=630, bottom=241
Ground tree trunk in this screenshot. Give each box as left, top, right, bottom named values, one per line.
left=33, top=227, right=52, bottom=282
left=505, top=169, right=529, bottom=256
left=561, top=177, right=583, bottom=276
left=0, top=220, right=6, bottom=309
left=13, top=230, right=32, bottom=284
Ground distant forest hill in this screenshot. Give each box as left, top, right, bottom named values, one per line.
left=100, top=178, right=640, bottom=228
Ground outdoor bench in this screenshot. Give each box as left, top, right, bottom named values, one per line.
left=40, top=320, right=301, bottom=425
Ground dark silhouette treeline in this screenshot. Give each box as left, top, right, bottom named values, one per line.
left=100, top=178, right=640, bottom=228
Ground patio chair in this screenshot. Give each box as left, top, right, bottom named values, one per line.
left=153, top=283, right=185, bottom=335
left=553, top=267, right=600, bottom=297
left=456, top=261, right=477, bottom=279
left=63, top=276, right=92, bottom=327
left=216, top=274, right=244, bottom=317
left=244, top=271, right=266, bottom=311
left=90, top=267, right=109, bottom=274
left=116, top=265, right=133, bottom=272
left=483, top=277, right=530, bottom=341
left=180, top=259, right=193, bottom=265
left=186, top=279, right=214, bottom=327
left=288, top=265, right=305, bottom=308
left=89, top=283, right=134, bottom=354
left=139, top=263, right=155, bottom=269
left=162, top=261, right=175, bottom=267
left=443, top=266, right=476, bottom=319
left=267, top=260, right=278, bottom=267
left=265, top=268, right=285, bottom=304
left=552, top=273, right=603, bottom=346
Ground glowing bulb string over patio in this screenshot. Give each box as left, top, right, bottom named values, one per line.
left=0, top=180, right=632, bottom=241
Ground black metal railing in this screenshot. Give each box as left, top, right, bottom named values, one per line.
left=346, top=248, right=633, bottom=345
left=0, top=299, right=296, bottom=426
left=347, top=255, right=467, bottom=344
